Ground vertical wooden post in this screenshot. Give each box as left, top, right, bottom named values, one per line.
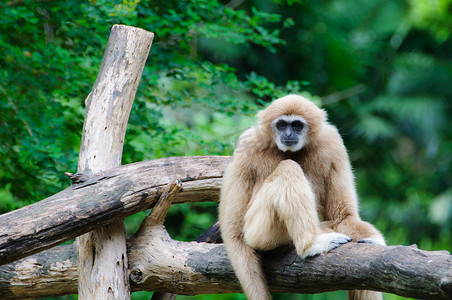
left=76, top=25, right=154, bottom=299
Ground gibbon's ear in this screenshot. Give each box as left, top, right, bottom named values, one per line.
left=257, top=94, right=327, bottom=136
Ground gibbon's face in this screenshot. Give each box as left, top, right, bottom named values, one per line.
left=271, top=115, right=309, bottom=152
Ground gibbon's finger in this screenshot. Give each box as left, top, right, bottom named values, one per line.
left=330, top=236, right=353, bottom=249
left=357, top=235, right=386, bottom=246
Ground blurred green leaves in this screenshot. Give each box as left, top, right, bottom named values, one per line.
left=1, top=1, right=451, bottom=299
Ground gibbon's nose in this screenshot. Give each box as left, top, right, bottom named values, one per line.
left=285, top=128, right=293, bottom=138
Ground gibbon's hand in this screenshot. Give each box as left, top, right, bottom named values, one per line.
left=302, top=232, right=352, bottom=258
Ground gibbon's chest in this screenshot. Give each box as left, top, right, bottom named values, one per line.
left=250, top=145, right=329, bottom=186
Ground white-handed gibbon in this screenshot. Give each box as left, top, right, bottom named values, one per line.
left=219, top=95, right=385, bottom=300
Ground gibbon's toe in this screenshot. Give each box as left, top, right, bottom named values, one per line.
left=357, top=235, right=386, bottom=246
left=301, top=232, right=352, bottom=258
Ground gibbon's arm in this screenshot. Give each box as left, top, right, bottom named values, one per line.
left=219, top=159, right=271, bottom=300
left=323, top=147, right=360, bottom=222
left=322, top=127, right=385, bottom=245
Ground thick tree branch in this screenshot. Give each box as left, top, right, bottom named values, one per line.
left=137, top=180, right=181, bottom=300
left=0, top=156, right=230, bottom=266
left=0, top=224, right=450, bottom=299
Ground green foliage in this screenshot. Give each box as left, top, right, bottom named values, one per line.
left=1, top=0, right=452, bottom=299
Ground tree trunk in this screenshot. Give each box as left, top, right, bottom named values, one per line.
left=75, top=24, right=153, bottom=300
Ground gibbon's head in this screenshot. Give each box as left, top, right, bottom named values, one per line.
left=257, top=95, right=327, bottom=152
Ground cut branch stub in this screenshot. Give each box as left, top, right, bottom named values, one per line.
left=127, top=180, right=182, bottom=290
left=146, top=180, right=182, bottom=226
left=64, top=172, right=91, bottom=184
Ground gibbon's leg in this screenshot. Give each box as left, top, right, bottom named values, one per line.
left=219, top=163, right=271, bottom=300
left=244, top=159, right=351, bottom=258
left=243, top=189, right=291, bottom=250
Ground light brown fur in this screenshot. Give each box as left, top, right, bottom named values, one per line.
left=219, top=95, right=385, bottom=300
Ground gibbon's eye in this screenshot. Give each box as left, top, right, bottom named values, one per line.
left=291, top=120, right=304, bottom=131
left=276, top=120, right=288, bottom=131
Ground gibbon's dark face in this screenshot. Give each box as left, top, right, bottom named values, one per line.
left=272, top=115, right=308, bottom=152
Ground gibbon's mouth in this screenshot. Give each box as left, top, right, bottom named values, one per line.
left=282, top=139, right=298, bottom=146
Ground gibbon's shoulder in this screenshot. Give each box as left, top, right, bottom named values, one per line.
left=320, top=122, right=341, bottom=139
left=229, top=125, right=274, bottom=171
left=233, top=126, right=260, bottom=155
left=316, top=122, right=349, bottom=158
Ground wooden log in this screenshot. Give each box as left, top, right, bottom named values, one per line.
left=137, top=180, right=181, bottom=300
left=75, top=24, right=154, bottom=300
left=0, top=156, right=230, bottom=266
left=129, top=228, right=452, bottom=299
left=0, top=244, right=78, bottom=299
left=0, top=227, right=450, bottom=299
left=151, top=221, right=221, bottom=300
left=139, top=180, right=182, bottom=228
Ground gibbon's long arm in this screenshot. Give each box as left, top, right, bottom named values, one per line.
left=219, top=158, right=271, bottom=300
left=322, top=125, right=385, bottom=245
left=320, top=126, right=385, bottom=300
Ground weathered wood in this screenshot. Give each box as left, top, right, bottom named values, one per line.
left=1, top=227, right=450, bottom=299
left=151, top=207, right=216, bottom=300
left=142, top=180, right=182, bottom=227
left=141, top=181, right=181, bottom=300
left=0, top=244, right=78, bottom=299
left=129, top=228, right=452, bottom=299
left=74, top=24, right=154, bottom=300
left=195, top=220, right=222, bottom=243
left=0, top=156, right=230, bottom=266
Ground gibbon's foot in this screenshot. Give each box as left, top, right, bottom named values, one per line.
left=301, top=232, right=352, bottom=258
left=357, top=235, right=386, bottom=246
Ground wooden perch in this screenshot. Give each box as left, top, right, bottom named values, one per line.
left=0, top=156, right=230, bottom=266
left=135, top=180, right=181, bottom=300
left=151, top=221, right=220, bottom=300
left=75, top=24, right=154, bottom=299
left=0, top=223, right=451, bottom=299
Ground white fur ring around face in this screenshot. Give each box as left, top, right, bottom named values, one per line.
left=301, top=232, right=352, bottom=258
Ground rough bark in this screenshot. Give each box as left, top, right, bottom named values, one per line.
left=128, top=226, right=452, bottom=299
left=0, top=156, right=229, bottom=266
left=72, top=24, right=154, bottom=300
left=150, top=221, right=221, bottom=300
left=0, top=244, right=78, bottom=299
left=0, top=225, right=450, bottom=299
